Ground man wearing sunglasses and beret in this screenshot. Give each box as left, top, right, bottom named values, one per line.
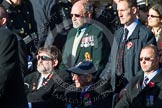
left=115, top=44, right=162, bottom=108
left=24, top=45, right=72, bottom=108
left=60, top=0, right=112, bottom=80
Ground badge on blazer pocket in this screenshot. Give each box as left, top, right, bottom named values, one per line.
left=84, top=52, right=92, bottom=61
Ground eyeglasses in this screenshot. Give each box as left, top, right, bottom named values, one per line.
left=71, top=73, right=78, bottom=77
left=70, top=14, right=82, bottom=18
left=139, top=57, right=154, bottom=62
left=71, top=73, right=83, bottom=77
left=37, top=55, right=53, bottom=61
left=147, top=14, right=160, bottom=18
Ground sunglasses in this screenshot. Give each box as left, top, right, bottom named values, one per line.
left=70, top=14, right=82, bottom=18
left=37, top=55, right=53, bottom=61
left=71, top=73, right=83, bottom=77
left=147, top=14, right=160, bottom=18
left=139, top=57, right=154, bottom=62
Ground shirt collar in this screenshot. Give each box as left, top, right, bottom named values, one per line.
left=144, top=68, right=160, bottom=83
left=124, top=19, right=139, bottom=39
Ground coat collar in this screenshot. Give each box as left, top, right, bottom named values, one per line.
left=136, top=73, right=144, bottom=90
left=115, top=22, right=143, bottom=44
left=141, top=69, right=162, bottom=91
left=127, top=22, right=142, bottom=41
left=150, top=69, right=162, bottom=84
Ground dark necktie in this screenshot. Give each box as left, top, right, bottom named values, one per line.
left=116, top=28, right=129, bottom=76
left=42, top=77, right=46, bottom=86
left=115, top=28, right=129, bottom=90
left=142, top=76, right=149, bottom=89
left=41, top=73, right=53, bottom=86
left=76, top=28, right=81, bottom=37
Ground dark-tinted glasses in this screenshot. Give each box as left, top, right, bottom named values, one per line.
left=71, top=73, right=83, bottom=77
left=139, top=57, right=154, bottom=61
left=147, top=14, right=160, bottom=18
left=37, top=55, right=52, bottom=61
left=70, top=14, right=82, bottom=18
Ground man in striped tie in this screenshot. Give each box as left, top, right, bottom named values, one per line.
left=142, top=76, right=149, bottom=89
left=115, top=44, right=162, bottom=108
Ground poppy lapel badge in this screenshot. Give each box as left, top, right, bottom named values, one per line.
left=126, top=41, right=133, bottom=50
left=83, top=93, right=92, bottom=107
left=148, top=81, right=155, bottom=88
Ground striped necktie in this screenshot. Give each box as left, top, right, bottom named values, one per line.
left=116, top=28, right=129, bottom=76
left=142, top=76, right=149, bottom=89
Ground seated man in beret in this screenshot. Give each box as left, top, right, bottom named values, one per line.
left=65, top=61, right=113, bottom=108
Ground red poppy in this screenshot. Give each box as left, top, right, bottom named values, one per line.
left=160, top=42, right=162, bottom=47
left=126, top=42, right=133, bottom=49
left=84, top=93, right=90, bottom=98
left=148, top=82, right=155, bottom=88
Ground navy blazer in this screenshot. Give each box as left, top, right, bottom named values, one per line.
left=115, top=69, right=162, bottom=108
left=100, top=21, right=156, bottom=90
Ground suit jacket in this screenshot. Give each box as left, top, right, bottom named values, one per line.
left=15, top=33, right=28, bottom=76
left=100, top=21, right=156, bottom=90
left=24, top=69, right=72, bottom=108
left=60, top=23, right=111, bottom=78
left=0, top=26, right=28, bottom=108
left=115, top=69, right=162, bottom=108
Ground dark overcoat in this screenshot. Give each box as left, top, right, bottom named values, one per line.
left=100, top=22, right=156, bottom=90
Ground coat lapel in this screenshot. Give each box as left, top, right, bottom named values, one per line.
left=115, top=27, right=124, bottom=45
left=142, top=69, right=162, bottom=91
left=74, top=26, right=89, bottom=64
left=30, top=72, right=41, bottom=91
left=68, top=29, right=77, bottom=55
left=149, top=69, right=162, bottom=85
left=138, top=75, right=143, bottom=91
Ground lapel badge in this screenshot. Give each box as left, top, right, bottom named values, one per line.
left=159, top=42, right=162, bottom=48
left=84, top=99, right=92, bottom=107
left=83, top=93, right=92, bottom=107
left=148, top=82, right=155, bottom=88
left=84, top=52, right=91, bottom=61
left=126, top=41, right=133, bottom=50
left=32, top=83, right=36, bottom=90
